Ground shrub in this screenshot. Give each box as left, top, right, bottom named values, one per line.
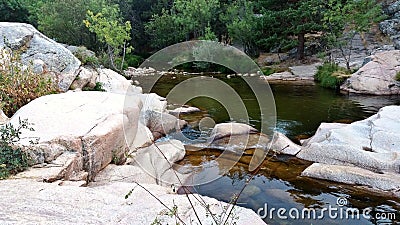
left=396, top=71, right=400, bottom=81
left=0, top=119, right=32, bottom=179
left=70, top=46, right=99, bottom=65
left=261, top=66, right=289, bottom=76
left=261, top=67, right=275, bottom=76
left=0, top=49, right=60, bottom=117
left=125, top=54, right=144, bottom=68
left=82, top=82, right=106, bottom=92
left=315, top=62, right=350, bottom=89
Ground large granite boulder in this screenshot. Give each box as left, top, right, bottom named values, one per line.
left=0, top=22, right=81, bottom=91
left=96, top=68, right=142, bottom=95
left=341, top=50, right=400, bottom=95
left=9, top=91, right=142, bottom=181
left=298, top=106, right=400, bottom=193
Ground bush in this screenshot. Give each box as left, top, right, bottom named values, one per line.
left=0, top=119, right=32, bottom=179
left=83, top=82, right=106, bottom=92
left=315, top=62, right=350, bottom=89
left=125, top=54, right=144, bottom=68
left=261, top=66, right=289, bottom=76
left=396, top=71, right=400, bottom=81
left=70, top=46, right=99, bottom=65
left=0, top=49, right=60, bottom=117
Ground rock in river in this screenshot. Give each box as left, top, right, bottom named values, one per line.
left=298, top=105, right=400, bottom=194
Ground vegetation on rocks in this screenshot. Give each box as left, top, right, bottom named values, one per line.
left=0, top=119, right=32, bottom=179
left=0, top=49, right=60, bottom=117
left=315, top=62, right=350, bottom=89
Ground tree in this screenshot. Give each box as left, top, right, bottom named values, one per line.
left=84, top=4, right=133, bottom=71
left=36, top=0, right=109, bottom=49
left=322, top=0, right=385, bottom=69
left=115, top=0, right=172, bottom=53
left=0, top=0, right=29, bottom=23
left=258, top=0, right=324, bottom=59
left=145, top=0, right=220, bottom=49
left=221, top=0, right=261, bottom=56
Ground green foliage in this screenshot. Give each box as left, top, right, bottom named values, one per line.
left=257, top=0, right=324, bottom=58
left=261, top=67, right=275, bottom=76
left=221, top=0, right=260, bottom=55
left=115, top=54, right=144, bottom=70
left=0, top=49, right=60, bottom=117
left=71, top=46, right=99, bottom=65
left=322, top=0, right=385, bottom=69
left=0, top=0, right=30, bottom=22
left=145, top=0, right=219, bottom=49
left=83, top=82, right=106, bottom=92
left=36, top=0, right=109, bottom=48
left=261, top=66, right=289, bottom=76
left=124, top=54, right=144, bottom=68
left=0, top=118, right=32, bottom=179
left=315, top=62, right=349, bottom=89
left=84, top=4, right=133, bottom=71
left=396, top=71, right=400, bottom=82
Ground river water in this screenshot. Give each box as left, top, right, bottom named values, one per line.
left=135, top=73, right=400, bottom=225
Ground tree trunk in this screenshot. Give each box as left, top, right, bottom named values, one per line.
left=297, top=32, right=305, bottom=60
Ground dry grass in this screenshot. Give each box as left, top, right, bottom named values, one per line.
left=0, top=49, right=60, bottom=117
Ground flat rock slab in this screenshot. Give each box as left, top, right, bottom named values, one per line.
left=262, top=63, right=320, bottom=85
left=302, top=163, right=400, bottom=194
left=289, top=63, right=321, bottom=78
left=0, top=179, right=265, bottom=225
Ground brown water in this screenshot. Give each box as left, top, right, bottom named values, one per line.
left=135, top=73, right=400, bottom=225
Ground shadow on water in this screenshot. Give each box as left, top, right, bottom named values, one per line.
left=135, top=73, right=400, bottom=225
